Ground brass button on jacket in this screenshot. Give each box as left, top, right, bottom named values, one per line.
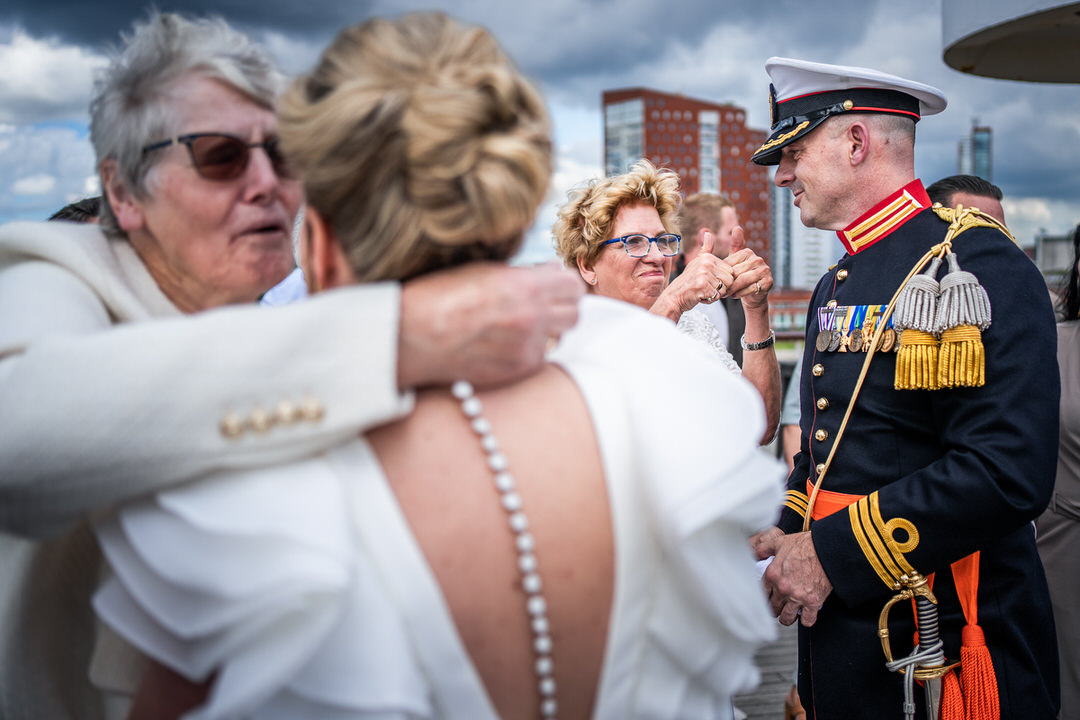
left=815, top=428, right=830, bottom=442
left=817, top=397, right=830, bottom=411
left=812, top=363, right=825, bottom=377
left=837, top=269, right=849, bottom=281
left=815, top=463, right=826, bottom=476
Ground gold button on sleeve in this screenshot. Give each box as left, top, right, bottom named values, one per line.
left=300, top=398, right=325, bottom=422
left=219, top=412, right=243, bottom=439
left=275, top=400, right=299, bottom=425
left=249, top=407, right=273, bottom=434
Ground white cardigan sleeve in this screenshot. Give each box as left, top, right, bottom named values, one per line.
left=0, top=221, right=413, bottom=539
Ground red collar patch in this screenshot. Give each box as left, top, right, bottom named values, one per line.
left=837, top=179, right=930, bottom=255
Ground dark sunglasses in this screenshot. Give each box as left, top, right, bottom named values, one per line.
left=141, top=132, right=294, bottom=181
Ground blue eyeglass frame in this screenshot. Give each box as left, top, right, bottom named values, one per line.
left=600, top=233, right=682, bottom=257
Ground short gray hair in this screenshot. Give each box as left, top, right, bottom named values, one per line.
left=90, top=12, right=285, bottom=238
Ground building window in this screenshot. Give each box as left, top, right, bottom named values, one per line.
left=698, top=109, right=720, bottom=193
left=604, top=98, right=645, bottom=176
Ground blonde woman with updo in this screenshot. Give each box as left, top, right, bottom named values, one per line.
left=553, top=161, right=782, bottom=444
left=93, top=13, right=782, bottom=720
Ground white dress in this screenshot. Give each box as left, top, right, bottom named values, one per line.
left=93, top=296, right=784, bottom=720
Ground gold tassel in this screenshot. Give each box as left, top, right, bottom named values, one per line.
left=934, top=251, right=990, bottom=389
left=894, top=329, right=941, bottom=390
left=938, top=325, right=985, bottom=387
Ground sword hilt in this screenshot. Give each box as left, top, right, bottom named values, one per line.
left=880, top=573, right=952, bottom=720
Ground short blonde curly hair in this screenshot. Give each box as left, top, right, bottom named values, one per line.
left=277, top=12, right=552, bottom=282
left=552, top=159, right=682, bottom=270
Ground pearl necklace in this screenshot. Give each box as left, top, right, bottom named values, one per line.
left=451, top=380, right=558, bottom=719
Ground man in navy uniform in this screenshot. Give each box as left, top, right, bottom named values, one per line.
left=750, top=58, right=1059, bottom=719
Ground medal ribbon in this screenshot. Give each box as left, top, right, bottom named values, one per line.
left=818, top=306, right=837, bottom=332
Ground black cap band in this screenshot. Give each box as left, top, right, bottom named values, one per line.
left=753, top=87, right=922, bottom=165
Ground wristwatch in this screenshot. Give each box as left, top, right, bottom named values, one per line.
left=741, top=329, right=776, bottom=351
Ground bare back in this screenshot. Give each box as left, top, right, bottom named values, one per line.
left=367, top=364, right=613, bottom=720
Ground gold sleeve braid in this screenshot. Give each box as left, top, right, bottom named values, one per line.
left=849, top=492, right=920, bottom=589
left=784, top=489, right=809, bottom=519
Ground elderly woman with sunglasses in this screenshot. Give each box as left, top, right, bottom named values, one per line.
left=0, top=12, right=581, bottom=720
left=554, top=159, right=781, bottom=444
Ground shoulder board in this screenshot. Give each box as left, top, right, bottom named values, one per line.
left=931, top=203, right=1018, bottom=248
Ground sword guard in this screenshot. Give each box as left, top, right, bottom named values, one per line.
left=879, top=573, right=939, bottom=665
left=912, top=661, right=960, bottom=681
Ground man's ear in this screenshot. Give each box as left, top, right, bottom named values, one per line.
left=303, top=205, right=356, bottom=292
left=576, top=254, right=597, bottom=287
left=100, top=159, right=145, bottom=233
left=848, top=120, right=871, bottom=167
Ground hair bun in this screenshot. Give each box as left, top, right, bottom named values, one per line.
left=278, top=12, right=551, bottom=282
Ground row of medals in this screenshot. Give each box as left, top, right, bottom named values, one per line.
left=815, top=325, right=900, bottom=354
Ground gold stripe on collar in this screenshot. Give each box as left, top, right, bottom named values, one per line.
left=841, top=190, right=924, bottom=252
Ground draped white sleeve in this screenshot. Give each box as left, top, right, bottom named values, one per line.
left=552, top=298, right=782, bottom=716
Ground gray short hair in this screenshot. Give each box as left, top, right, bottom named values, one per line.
left=90, top=12, right=285, bottom=238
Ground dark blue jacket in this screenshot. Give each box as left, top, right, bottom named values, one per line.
left=781, top=188, right=1060, bottom=719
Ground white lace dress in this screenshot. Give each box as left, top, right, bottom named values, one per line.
left=93, top=297, right=782, bottom=720
left=677, top=306, right=741, bottom=375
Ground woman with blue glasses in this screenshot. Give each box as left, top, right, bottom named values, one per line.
left=554, top=159, right=781, bottom=444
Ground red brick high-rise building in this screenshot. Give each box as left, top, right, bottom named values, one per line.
left=602, top=87, right=772, bottom=262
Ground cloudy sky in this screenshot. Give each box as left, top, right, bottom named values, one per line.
left=1, top=0, right=1078, bottom=264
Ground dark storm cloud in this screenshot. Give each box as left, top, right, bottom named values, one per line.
left=0, top=0, right=1077, bottom=236
left=0, top=0, right=875, bottom=87
left=0, top=0, right=374, bottom=48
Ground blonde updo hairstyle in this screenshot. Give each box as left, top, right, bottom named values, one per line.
left=553, top=159, right=682, bottom=272
left=277, top=12, right=552, bottom=282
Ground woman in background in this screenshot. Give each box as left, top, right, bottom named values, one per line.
left=553, top=160, right=781, bottom=444
left=1037, top=222, right=1080, bottom=720
left=93, top=12, right=782, bottom=720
